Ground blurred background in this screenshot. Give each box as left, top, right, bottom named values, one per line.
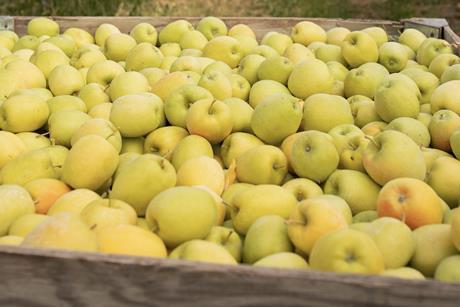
left=1, top=0, right=459, bottom=32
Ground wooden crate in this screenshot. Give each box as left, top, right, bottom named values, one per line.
left=0, top=16, right=459, bottom=307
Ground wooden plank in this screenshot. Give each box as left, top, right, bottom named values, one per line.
left=0, top=245, right=459, bottom=307
left=10, top=16, right=401, bottom=39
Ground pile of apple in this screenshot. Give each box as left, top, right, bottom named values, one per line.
left=0, top=16, right=460, bottom=282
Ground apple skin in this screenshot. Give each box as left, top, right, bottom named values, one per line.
left=441, top=64, right=460, bottom=83
left=426, top=156, right=460, bottom=208
left=429, top=109, right=460, bottom=152
left=143, top=126, right=188, bottom=159
left=254, top=252, right=309, bottom=269
left=103, top=33, right=137, bottom=62
left=125, top=43, right=163, bottom=72
left=203, top=36, right=242, bottom=69
left=341, top=31, right=379, bottom=68
left=0, top=94, right=49, bottom=133
left=0, top=131, right=27, bottom=168
left=48, top=64, right=85, bottom=96
left=7, top=214, right=48, bottom=238
left=429, top=54, right=460, bottom=79
left=24, top=178, right=71, bottom=214
left=257, top=55, right=293, bottom=85
left=385, top=116, right=431, bottom=147
left=205, top=226, right=242, bottom=261
left=146, top=186, right=217, bottom=248
left=353, top=210, right=378, bottom=223
left=380, top=267, right=425, bottom=280
left=363, top=26, right=388, bottom=47
left=416, top=38, right=453, bottom=67
left=291, top=21, right=326, bottom=46
left=31, top=49, right=70, bottom=78
left=243, top=215, right=293, bottom=264
left=95, top=23, right=121, bottom=47
left=27, top=17, right=60, bottom=37
left=170, top=239, right=237, bottom=265
left=434, top=255, right=460, bottom=283
left=287, top=58, right=334, bottom=99
left=231, top=184, right=297, bottom=235
left=401, top=68, right=440, bottom=105
left=249, top=80, right=290, bottom=108
left=236, top=54, right=265, bottom=85
left=431, top=80, right=460, bottom=115
left=130, top=22, right=157, bottom=44
left=450, top=129, right=460, bottom=159
left=326, top=27, right=351, bottom=46
left=344, top=62, right=389, bottom=99
left=0, top=185, right=35, bottom=236
left=177, top=156, right=225, bottom=195
left=48, top=188, right=100, bottom=216
left=80, top=198, right=138, bottom=231
left=410, top=224, right=458, bottom=277
left=283, top=43, right=315, bottom=65
left=220, top=132, right=263, bottom=168
left=261, top=32, right=293, bottom=55
left=349, top=96, right=381, bottom=128
left=309, top=229, right=385, bottom=275
left=378, top=42, right=409, bottom=73
left=282, top=178, right=323, bottom=202
left=450, top=208, right=460, bottom=251
left=399, top=28, right=427, bottom=52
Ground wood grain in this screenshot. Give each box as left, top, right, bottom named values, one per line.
left=0, top=245, right=459, bottom=307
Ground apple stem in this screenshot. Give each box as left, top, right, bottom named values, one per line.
left=222, top=200, right=237, bottom=211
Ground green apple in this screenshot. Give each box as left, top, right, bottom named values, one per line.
left=428, top=53, right=460, bottom=78
left=196, top=16, right=227, bottom=40
left=78, top=83, right=110, bottom=111
left=44, top=35, right=76, bottom=57
left=243, top=215, right=293, bottom=264
left=70, top=45, right=106, bottom=69
left=197, top=70, right=232, bottom=100
left=48, top=188, right=100, bottom=216
left=0, top=131, right=27, bottom=164
left=62, top=135, right=119, bottom=191
left=283, top=43, right=315, bottom=65
left=27, top=17, right=59, bottom=37
left=63, top=28, right=94, bottom=48
left=450, top=129, right=460, bottom=159
left=170, top=135, right=213, bottom=170
left=203, top=36, right=242, bottom=69
left=203, top=60, right=232, bottom=75
left=48, top=110, right=90, bottom=147
left=108, top=71, right=150, bottom=101
left=291, top=21, right=326, bottom=46
left=290, top=130, right=339, bottom=183
left=15, top=132, right=49, bottom=152
left=144, top=126, right=188, bottom=159
left=441, top=64, right=460, bottom=83
left=140, top=67, right=167, bottom=87
left=70, top=118, right=122, bottom=152
left=110, top=93, right=163, bottom=137
left=159, top=43, right=181, bottom=58
left=324, top=169, right=380, bottom=215
left=95, top=23, right=121, bottom=47
left=251, top=93, right=302, bottom=145
left=310, top=228, right=385, bottom=274
left=48, top=64, right=84, bottom=96
left=0, top=94, right=49, bottom=133
left=170, top=55, right=202, bottom=73
left=261, top=32, right=293, bottom=55
left=13, top=35, right=40, bottom=51
left=431, top=80, right=460, bottom=115
left=232, top=34, right=258, bottom=57
left=378, top=42, right=409, bottom=73
left=253, top=252, right=309, bottom=269
left=8, top=213, right=49, bottom=237
left=88, top=102, right=112, bottom=120
left=314, top=44, right=346, bottom=65
left=86, top=59, right=125, bottom=87
left=342, top=31, right=379, bottom=68
left=282, top=178, right=323, bottom=202
left=0, top=31, right=17, bottom=51
left=222, top=98, right=253, bottom=133
left=348, top=95, right=381, bottom=128
left=326, top=27, right=350, bottom=46
left=179, top=30, right=208, bottom=50
left=385, top=116, right=430, bottom=147
left=5, top=59, right=46, bottom=89
left=327, top=61, right=349, bottom=82
left=21, top=212, right=98, bottom=252
left=380, top=267, right=425, bottom=280
left=228, top=24, right=256, bottom=39
left=257, top=55, right=293, bottom=85
left=205, top=226, right=242, bottom=261
left=344, top=62, right=389, bottom=99
left=374, top=73, right=420, bottom=122
left=125, top=42, right=163, bottom=71
left=169, top=239, right=237, bottom=265
left=31, top=49, right=70, bottom=78
left=362, top=27, right=388, bottom=47
left=146, top=186, right=217, bottom=248
left=399, top=28, right=427, bottom=52
left=231, top=184, right=297, bottom=235
left=130, top=22, right=157, bottom=44
left=236, top=54, right=265, bottom=85
left=220, top=132, right=263, bottom=168
left=302, top=93, right=354, bottom=132
left=417, top=38, right=453, bottom=67
left=80, top=198, right=137, bottom=231
left=288, top=58, right=334, bottom=99
left=411, top=224, right=457, bottom=277
left=401, top=68, right=440, bottom=104
left=429, top=109, right=460, bottom=152
left=426, top=157, right=460, bottom=208
left=235, top=145, right=287, bottom=185
left=47, top=95, right=87, bottom=114
left=103, top=33, right=137, bottom=62
left=0, top=185, right=35, bottom=236
left=9, top=87, right=53, bottom=101
left=434, top=255, right=460, bottom=283
left=227, top=73, right=250, bottom=101
left=352, top=210, right=378, bottom=223
left=159, top=19, right=193, bottom=44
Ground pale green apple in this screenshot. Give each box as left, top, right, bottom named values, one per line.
left=417, top=38, right=453, bottom=67
left=130, top=22, right=157, bottom=44
left=231, top=184, right=297, bottom=235
left=401, top=68, right=440, bottom=104
left=5, top=59, right=46, bottom=89
left=14, top=132, right=48, bottom=152
left=243, top=215, right=293, bottom=264
left=125, top=43, right=163, bottom=71
left=170, top=56, right=202, bottom=73
left=179, top=30, right=208, bottom=50
left=8, top=213, right=49, bottom=237
left=282, top=178, right=323, bottom=202
left=27, top=17, right=59, bottom=37
left=80, top=198, right=137, bottom=231
left=431, top=80, right=460, bottom=115
left=309, top=228, right=385, bottom=274
left=302, top=93, right=354, bottom=132
left=103, top=33, right=137, bottom=62
left=185, top=98, right=233, bottom=144
left=428, top=53, right=460, bottom=78
left=227, top=73, right=250, bottom=101
left=254, top=252, right=309, bottom=269
left=152, top=70, right=199, bottom=102
left=205, top=226, right=242, bottom=261
left=0, top=94, right=49, bottom=133
left=31, top=49, right=70, bottom=78
left=197, top=70, right=232, bottom=100
left=170, top=135, right=213, bottom=170
left=70, top=45, right=106, bottom=69
left=250, top=80, right=292, bottom=107
left=450, top=129, right=460, bottom=159
left=411, top=224, right=457, bottom=277
left=326, top=27, right=350, bottom=46
left=327, top=61, right=349, bottom=82
left=380, top=267, right=425, bottom=280
left=362, top=26, right=388, bottom=47
left=48, top=188, right=100, bottom=216
left=426, top=157, right=460, bottom=208
left=48, top=64, right=84, bottom=96
left=344, top=62, right=389, bottom=99
left=88, top=102, right=112, bottom=120
left=108, top=71, right=150, bottom=101
left=143, top=126, right=188, bottom=159
left=283, top=43, right=315, bottom=65
left=348, top=95, right=381, bottom=128
left=363, top=129, right=426, bottom=185
left=314, top=44, right=346, bottom=65
left=110, top=93, right=163, bottom=137
left=78, top=83, right=110, bottom=111
left=48, top=110, right=90, bottom=147
left=290, top=130, right=339, bottom=183
left=86, top=59, right=125, bottom=87
left=159, top=43, right=181, bottom=57
left=47, top=95, right=87, bottom=114
left=196, top=16, right=227, bottom=40
left=203, top=36, right=242, bottom=69
left=352, top=210, right=378, bottom=223
left=9, top=88, right=52, bottom=101
left=251, top=93, right=302, bottom=145
left=378, top=42, right=409, bottom=73
left=169, top=239, right=237, bottom=265
left=261, top=31, right=293, bottom=55
left=159, top=19, right=193, bottom=44
left=63, top=28, right=94, bottom=48
left=202, top=60, right=232, bottom=76
left=146, top=186, right=217, bottom=248
left=44, top=35, right=76, bottom=57
left=434, top=255, right=460, bottom=283
left=291, top=21, right=326, bottom=46
left=288, top=58, right=334, bottom=99
left=429, top=109, right=460, bottom=152
left=342, top=31, right=379, bottom=68
left=236, top=54, right=265, bottom=85
left=399, top=28, right=427, bottom=52
left=95, top=23, right=121, bottom=47
left=220, top=132, right=263, bottom=168
left=441, top=64, right=460, bottom=83
left=232, top=35, right=258, bottom=57
left=235, top=145, right=287, bottom=185
left=374, top=73, right=420, bottom=122
left=222, top=98, right=254, bottom=133
left=0, top=185, right=35, bottom=236
left=70, top=118, right=122, bottom=152
left=228, top=24, right=256, bottom=39
left=13, top=35, right=40, bottom=52
left=257, top=55, right=293, bottom=85
left=385, top=116, right=430, bottom=147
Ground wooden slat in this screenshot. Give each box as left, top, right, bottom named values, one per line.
left=0, top=245, right=459, bottom=307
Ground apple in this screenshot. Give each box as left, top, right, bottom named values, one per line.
left=428, top=53, right=460, bottom=78
left=362, top=26, right=388, bottom=47
left=230, top=184, right=297, bottom=235
left=410, top=224, right=457, bottom=277
left=0, top=185, right=35, bottom=236
left=151, top=71, right=198, bottom=102
left=203, top=60, right=232, bottom=75
left=48, top=110, right=90, bottom=147
left=203, top=36, right=242, bottom=69
left=282, top=178, right=323, bottom=202
left=197, top=70, right=232, bottom=100
left=227, top=74, right=250, bottom=101
left=381, top=267, right=425, bottom=280
left=5, top=59, right=46, bottom=89
left=451, top=209, right=460, bottom=250
left=0, top=236, right=23, bottom=246
left=290, top=130, right=339, bottom=183
left=103, top=33, right=137, bottom=62
left=283, top=43, right=315, bottom=65
left=80, top=198, right=137, bottom=231
left=71, top=118, right=122, bottom=153
left=378, top=42, right=408, bottom=73
left=309, top=228, right=385, bottom=274
left=48, top=64, right=84, bottom=96
left=88, top=103, right=112, bottom=121
left=144, top=126, right=188, bottom=159
left=24, top=178, right=70, bottom=214
left=0, top=93, right=49, bottom=133
left=63, top=28, right=94, bottom=47
left=44, top=35, right=76, bottom=57
left=220, top=132, right=263, bottom=168
left=47, top=188, right=100, bottom=216
left=434, top=255, right=460, bottom=283
left=261, top=32, right=293, bottom=55
left=0, top=131, right=27, bottom=168
left=47, top=95, right=87, bottom=114
left=235, top=145, right=287, bottom=185
left=385, top=116, right=431, bottom=147
left=170, top=135, right=213, bottom=170
left=125, top=43, right=163, bottom=72
left=253, top=252, right=309, bottom=269
left=291, top=21, right=326, bottom=46
left=129, top=22, right=157, bottom=45
left=15, top=132, right=49, bottom=152
left=426, top=156, right=460, bottom=208
left=287, top=58, right=334, bottom=99
left=236, top=54, right=265, bottom=85
left=429, top=109, right=460, bottom=152
left=27, top=17, right=59, bottom=37
left=78, top=83, right=110, bottom=111
left=196, top=16, right=227, bottom=40
left=228, top=23, right=256, bottom=38
left=205, top=226, right=242, bottom=261
left=326, top=27, right=350, bottom=46
left=108, top=71, right=150, bottom=101
left=348, top=95, right=381, bottom=128
left=251, top=93, right=302, bottom=145
left=86, top=59, right=125, bottom=88
left=399, top=28, right=427, bottom=52
left=361, top=121, right=388, bottom=137
left=450, top=129, right=460, bottom=159
left=31, top=49, right=69, bottom=78
left=416, top=38, right=453, bottom=67
left=70, top=45, right=106, bottom=69
left=7, top=213, right=48, bottom=238
left=314, top=44, right=346, bottom=65
left=256, top=55, right=293, bottom=85
left=232, top=35, right=258, bottom=57
left=431, top=80, right=460, bottom=115
left=441, top=64, right=460, bottom=83
left=95, top=23, right=120, bottom=47
left=146, top=186, right=217, bottom=248
left=243, top=215, right=293, bottom=264
left=344, top=62, right=389, bottom=99
left=21, top=213, right=98, bottom=252
left=341, top=31, right=379, bottom=68
left=176, top=156, right=225, bottom=195
left=169, top=239, right=237, bottom=265
left=327, top=61, right=349, bottom=82
left=401, top=68, right=440, bottom=104
left=13, top=35, right=40, bottom=52
left=179, top=30, right=208, bottom=51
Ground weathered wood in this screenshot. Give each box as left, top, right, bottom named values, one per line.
left=0, top=245, right=459, bottom=307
